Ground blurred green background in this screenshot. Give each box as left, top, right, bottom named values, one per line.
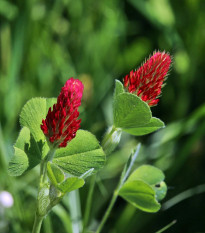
left=0, top=0, right=205, bottom=232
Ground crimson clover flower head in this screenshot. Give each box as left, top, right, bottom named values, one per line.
left=123, top=51, right=172, bottom=106
left=41, top=78, right=84, bottom=148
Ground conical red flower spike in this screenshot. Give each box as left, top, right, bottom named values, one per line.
left=41, top=78, right=84, bottom=148
left=123, top=51, right=171, bottom=106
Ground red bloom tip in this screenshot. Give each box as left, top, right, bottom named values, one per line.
left=123, top=51, right=172, bottom=106
left=41, top=78, right=84, bottom=148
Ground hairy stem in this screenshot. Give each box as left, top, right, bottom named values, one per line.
left=32, top=214, right=44, bottom=233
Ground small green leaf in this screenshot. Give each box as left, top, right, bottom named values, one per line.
left=47, top=162, right=65, bottom=186
left=128, top=165, right=167, bottom=201
left=123, top=117, right=165, bottom=136
left=113, top=80, right=124, bottom=99
left=58, top=177, right=85, bottom=193
left=53, top=130, right=105, bottom=176
left=8, top=127, right=42, bottom=176
left=113, top=93, right=151, bottom=128
left=119, top=180, right=160, bottom=212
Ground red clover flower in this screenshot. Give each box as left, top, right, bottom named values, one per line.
left=123, top=51, right=171, bottom=106
left=41, top=78, right=84, bottom=148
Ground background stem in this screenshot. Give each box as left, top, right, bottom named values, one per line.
left=96, top=190, right=119, bottom=233
left=68, top=190, right=82, bottom=233
left=83, top=175, right=96, bottom=231
left=95, top=145, right=141, bottom=233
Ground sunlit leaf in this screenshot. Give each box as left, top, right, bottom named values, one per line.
left=53, top=130, right=105, bottom=176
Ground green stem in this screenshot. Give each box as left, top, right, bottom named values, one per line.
left=40, top=149, right=55, bottom=183
left=96, top=190, right=119, bottom=233
left=83, top=175, right=96, bottom=231
left=32, top=214, right=44, bottom=233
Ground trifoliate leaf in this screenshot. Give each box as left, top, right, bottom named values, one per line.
left=119, top=180, right=161, bottom=212
left=119, top=165, right=167, bottom=212
left=128, top=165, right=167, bottom=202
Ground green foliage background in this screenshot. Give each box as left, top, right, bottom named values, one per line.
left=0, top=0, right=205, bottom=232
